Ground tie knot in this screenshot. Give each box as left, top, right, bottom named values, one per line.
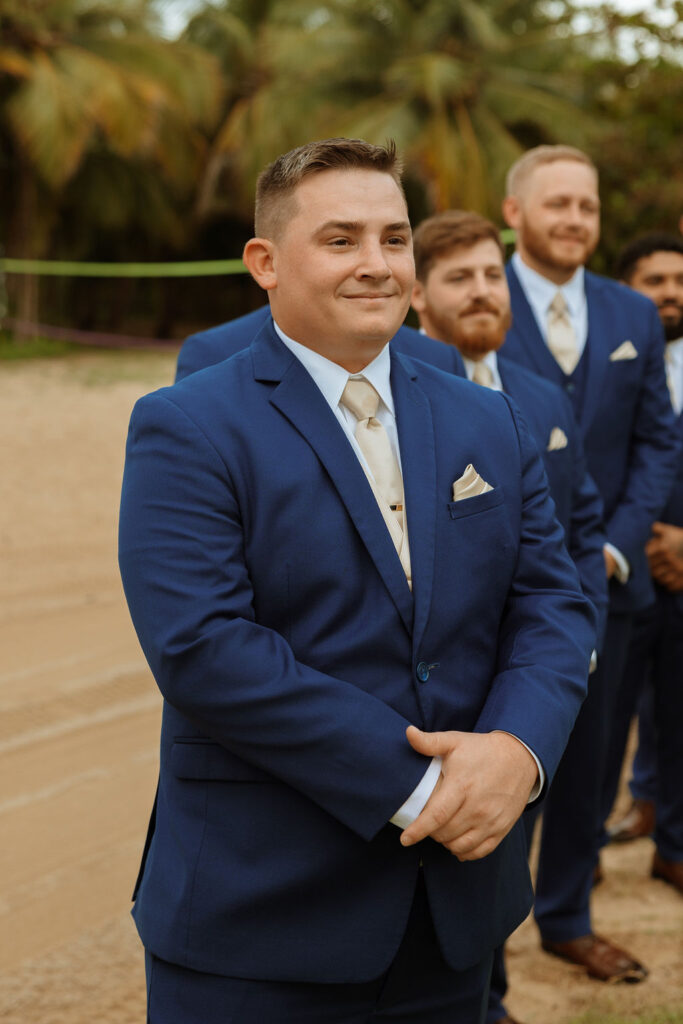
left=549, top=291, right=569, bottom=319
left=341, top=377, right=380, bottom=422
left=471, top=361, right=494, bottom=388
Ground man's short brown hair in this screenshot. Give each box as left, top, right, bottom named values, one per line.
left=254, top=137, right=404, bottom=239
left=412, top=211, right=505, bottom=282
left=506, top=145, right=598, bottom=198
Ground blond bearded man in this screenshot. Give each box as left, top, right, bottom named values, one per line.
left=501, top=145, right=679, bottom=983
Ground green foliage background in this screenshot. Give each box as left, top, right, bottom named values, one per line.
left=1, top=0, right=681, bottom=335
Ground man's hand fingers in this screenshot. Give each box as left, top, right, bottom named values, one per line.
left=400, top=785, right=465, bottom=847
left=444, top=833, right=503, bottom=861
left=405, top=725, right=456, bottom=758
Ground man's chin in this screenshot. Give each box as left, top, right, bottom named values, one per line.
left=454, top=331, right=506, bottom=361
left=550, top=243, right=592, bottom=271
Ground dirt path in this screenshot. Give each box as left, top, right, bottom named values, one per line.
left=1, top=352, right=681, bottom=1023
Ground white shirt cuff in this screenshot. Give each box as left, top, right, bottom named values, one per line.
left=495, top=732, right=544, bottom=802
left=390, top=756, right=442, bottom=829
left=605, top=543, right=630, bottom=583
left=590, top=649, right=597, bottom=673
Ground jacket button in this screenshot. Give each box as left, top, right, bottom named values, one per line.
left=416, top=661, right=430, bottom=683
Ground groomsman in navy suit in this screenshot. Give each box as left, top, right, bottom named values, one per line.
left=119, top=138, right=596, bottom=1023
left=601, top=234, right=683, bottom=893
left=500, top=145, right=679, bottom=982
left=409, top=208, right=609, bottom=1024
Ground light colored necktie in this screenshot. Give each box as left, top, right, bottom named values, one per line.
left=547, top=291, right=579, bottom=375
left=340, top=377, right=411, bottom=584
left=471, top=361, right=494, bottom=388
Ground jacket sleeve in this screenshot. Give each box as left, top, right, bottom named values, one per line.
left=606, top=305, right=680, bottom=565
left=564, top=400, right=609, bottom=650
left=473, top=398, right=595, bottom=791
left=118, top=391, right=430, bottom=842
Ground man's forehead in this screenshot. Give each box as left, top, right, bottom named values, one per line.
left=293, top=167, right=406, bottom=207
left=526, top=160, right=599, bottom=195
left=435, top=240, right=504, bottom=271
left=635, top=251, right=683, bottom=275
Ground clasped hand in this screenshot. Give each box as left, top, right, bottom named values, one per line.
left=399, top=726, right=538, bottom=861
left=646, top=522, right=683, bottom=592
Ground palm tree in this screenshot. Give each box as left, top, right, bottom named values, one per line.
left=0, top=0, right=223, bottom=324
left=194, top=0, right=596, bottom=223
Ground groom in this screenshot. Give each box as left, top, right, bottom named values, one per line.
left=119, top=137, right=595, bottom=1022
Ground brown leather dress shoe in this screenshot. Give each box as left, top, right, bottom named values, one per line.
left=541, top=933, right=648, bottom=982
left=607, top=798, right=655, bottom=842
left=652, top=851, right=683, bottom=894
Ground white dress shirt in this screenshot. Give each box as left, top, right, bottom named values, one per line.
left=666, top=336, right=683, bottom=415
left=511, top=253, right=629, bottom=584
left=274, top=321, right=541, bottom=826
left=463, top=351, right=504, bottom=392
left=511, top=252, right=588, bottom=356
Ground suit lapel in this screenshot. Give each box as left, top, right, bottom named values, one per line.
left=579, top=272, right=611, bottom=434
left=253, top=327, right=414, bottom=633
left=392, top=353, right=437, bottom=653
left=506, top=263, right=566, bottom=384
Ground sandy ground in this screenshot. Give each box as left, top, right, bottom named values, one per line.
left=1, top=351, right=681, bottom=1023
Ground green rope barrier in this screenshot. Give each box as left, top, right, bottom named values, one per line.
left=0, top=232, right=515, bottom=278
left=0, top=258, right=248, bottom=277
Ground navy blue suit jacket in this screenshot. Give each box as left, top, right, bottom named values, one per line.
left=119, top=322, right=595, bottom=982
left=176, top=311, right=607, bottom=642
left=498, top=356, right=608, bottom=647
left=655, top=408, right=683, bottom=612
left=175, top=305, right=465, bottom=382
left=503, top=264, right=680, bottom=613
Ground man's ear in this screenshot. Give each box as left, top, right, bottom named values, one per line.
left=501, top=195, right=521, bottom=230
left=411, top=279, right=426, bottom=316
left=243, top=238, right=277, bottom=290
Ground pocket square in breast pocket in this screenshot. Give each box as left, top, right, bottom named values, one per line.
left=547, top=427, right=568, bottom=452
left=609, top=340, right=638, bottom=362
left=452, top=463, right=493, bottom=501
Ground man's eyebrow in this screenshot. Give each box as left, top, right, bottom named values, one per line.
left=315, top=220, right=411, bottom=234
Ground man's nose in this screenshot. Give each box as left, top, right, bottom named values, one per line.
left=470, top=272, right=492, bottom=298
left=565, top=202, right=589, bottom=227
left=356, top=241, right=391, bottom=278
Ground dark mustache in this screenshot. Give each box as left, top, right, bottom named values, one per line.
left=461, top=299, right=502, bottom=315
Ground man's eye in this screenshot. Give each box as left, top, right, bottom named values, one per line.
left=386, top=236, right=408, bottom=246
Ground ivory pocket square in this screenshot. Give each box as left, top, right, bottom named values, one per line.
left=609, top=340, right=638, bottom=362
left=547, top=427, right=568, bottom=452
left=452, top=464, right=493, bottom=501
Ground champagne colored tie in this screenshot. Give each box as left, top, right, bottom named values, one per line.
left=340, top=377, right=411, bottom=584
left=471, top=360, right=494, bottom=388
left=547, top=291, right=579, bottom=375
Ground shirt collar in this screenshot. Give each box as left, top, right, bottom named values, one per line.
left=273, top=321, right=395, bottom=416
left=463, top=350, right=503, bottom=390
left=512, top=251, right=585, bottom=317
